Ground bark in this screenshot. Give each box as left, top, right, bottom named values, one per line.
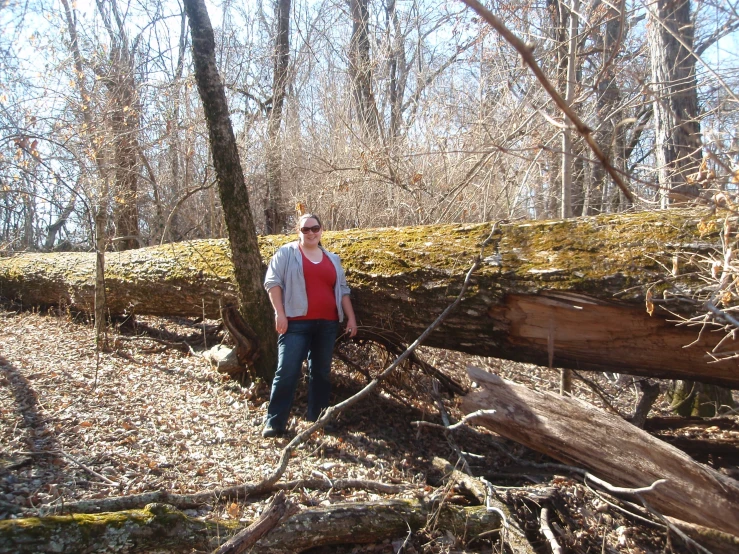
left=107, top=44, right=140, bottom=251
left=2, top=209, right=739, bottom=386
left=648, top=0, right=701, bottom=205
left=461, top=365, right=739, bottom=538
left=264, top=0, right=291, bottom=234
left=630, top=379, right=661, bottom=428
left=94, top=0, right=141, bottom=251
left=214, top=491, right=294, bottom=554
left=182, top=0, right=278, bottom=381
left=0, top=499, right=502, bottom=554
left=560, top=0, right=578, bottom=220
left=349, top=0, right=380, bottom=140
left=591, top=0, right=625, bottom=215
left=431, top=457, right=536, bottom=554
left=667, top=380, right=736, bottom=416
left=664, top=519, right=739, bottom=554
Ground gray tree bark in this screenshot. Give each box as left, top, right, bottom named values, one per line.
left=182, top=0, right=278, bottom=381
left=264, top=0, right=291, bottom=234
left=649, top=0, right=701, bottom=205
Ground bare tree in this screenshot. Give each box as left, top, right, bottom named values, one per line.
left=648, top=0, right=701, bottom=205
left=264, top=0, right=292, bottom=234
left=183, top=0, right=279, bottom=381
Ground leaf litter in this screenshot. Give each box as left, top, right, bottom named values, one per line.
left=1, top=304, right=737, bottom=553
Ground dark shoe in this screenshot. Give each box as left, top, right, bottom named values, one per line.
left=262, top=424, right=283, bottom=438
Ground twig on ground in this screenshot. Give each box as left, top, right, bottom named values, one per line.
left=539, top=506, right=563, bottom=554
left=21, top=450, right=120, bottom=488
left=585, top=474, right=668, bottom=495
left=412, top=409, right=498, bottom=432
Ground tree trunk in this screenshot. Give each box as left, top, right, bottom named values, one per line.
left=461, top=365, right=739, bottom=538
left=648, top=0, right=701, bottom=205
left=349, top=0, right=380, bottom=141
left=264, top=0, right=291, bottom=234
left=2, top=209, right=739, bottom=386
left=182, top=0, right=278, bottom=381
left=667, top=380, right=736, bottom=416
left=107, top=45, right=140, bottom=251
left=0, top=499, right=501, bottom=554
left=560, top=0, right=578, bottom=221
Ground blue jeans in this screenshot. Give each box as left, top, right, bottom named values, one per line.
left=265, top=319, right=339, bottom=431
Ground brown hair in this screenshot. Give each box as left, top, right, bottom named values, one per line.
left=297, top=213, right=323, bottom=231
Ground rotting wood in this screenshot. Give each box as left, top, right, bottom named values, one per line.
left=664, top=518, right=739, bottom=554
left=431, top=457, right=536, bottom=554
left=213, top=491, right=295, bottom=554
left=461, top=365, right=739, bottom=539
left=252, top=498, right=503, bottom=553
left=0, top=502, right=236, bottom=554
left=0, top=499, right=502, bottom=554
left=3, top=209, right=739, bottom=385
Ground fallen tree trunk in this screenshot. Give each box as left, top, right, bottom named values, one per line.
left=2, top=209, right=738, bottom=385
left=461, top=365, right=739, bottom=539
left=0, top=499, right=501, bottom=554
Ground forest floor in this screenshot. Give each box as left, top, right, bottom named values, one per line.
left=1, top=303, right=738, bottom=553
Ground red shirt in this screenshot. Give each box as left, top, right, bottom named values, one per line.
left=289, top=248, right=338, bottom=321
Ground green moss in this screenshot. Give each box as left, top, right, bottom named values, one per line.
left=495, top=208, right=718, bottom=297
left=0, top=503, right=241, bottom=552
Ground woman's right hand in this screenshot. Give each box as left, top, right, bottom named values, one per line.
left=275, top=313, right=288, bottom=334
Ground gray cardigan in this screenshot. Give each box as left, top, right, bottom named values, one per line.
left=263, top=241, right=351, bottom=322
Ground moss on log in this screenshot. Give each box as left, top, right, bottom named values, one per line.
left=0, top=499, right=501, bottom=554
left=2, top=209, right=738, bottom=385
left=0, top=503, right=236, bottom=553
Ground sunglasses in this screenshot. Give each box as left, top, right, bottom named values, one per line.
left=300, top=225, right=321, bottom=234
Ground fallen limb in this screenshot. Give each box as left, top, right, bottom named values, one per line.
left=0, top=502, right=237, bottom=553
left=41, top=478, right=409, bottom=515
left=665, top=518, right=739, bottom=554
left=252, top=498, right=502, bottom=553
left=213, top=491, right=295, bottom=554
left=1, top=499, right=501, bottom=554
left=461, top=365, right=739, bottom=538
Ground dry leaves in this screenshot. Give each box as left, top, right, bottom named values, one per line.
left=1, top=306, right=736, bottom=553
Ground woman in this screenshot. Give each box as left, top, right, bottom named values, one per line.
left=262, top=213, right=357, bottom=438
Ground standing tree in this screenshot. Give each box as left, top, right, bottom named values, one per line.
left=183, top=0, right=278, bottom=381
left=94, top=0, right=141, bottom=251
left=264, top=0, right=291, bottom=234
left=648, top=0, right=701, bottom=205
left=60, top=0, right=111, bottom=348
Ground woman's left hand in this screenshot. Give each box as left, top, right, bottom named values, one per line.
left=345, top=317, right=358, bottom=338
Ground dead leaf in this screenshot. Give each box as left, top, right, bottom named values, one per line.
left=227, top=502, right=240, bottom=518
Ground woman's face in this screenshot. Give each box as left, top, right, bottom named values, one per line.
left=298, top=217, right=322, bottom=247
